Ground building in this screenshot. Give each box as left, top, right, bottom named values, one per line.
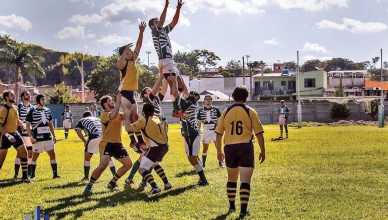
left=294, top=70, right=327, bottom=97
left=324, top=70, right=367, bottom=97
left=199, top=90, right=231, bottom=101
left=363, top=80, right=388, bottom=98
left=253, top=70, right=296, bottom=100
left=197, top=76, right=253, bottom=100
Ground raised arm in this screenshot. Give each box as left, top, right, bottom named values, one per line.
left=134, top=22, right=146, bottom=55
left=151, top=71, right=163, bottom=96
left=170, top=0, right=184, bottom=29
left=117, top=43, right=133, bottom=70
left=160, top=78, right=168, bottom=97
left=109, top=93, right=122, bottom=120
left=158, top=0, right=169, bottom=30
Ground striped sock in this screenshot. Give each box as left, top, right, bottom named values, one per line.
left=154, top=164, right=169, bottom=184
left=20, top=158, right=28, bottom=179
left=128, top=160, right=140, bottom=180
left=240, top=183, right=251, bottom=213
left=88, top=176, right=97, bottom=187
left=14, top=158, right=20, bottom=177
left=280, top=130, right=283, bottom=137
left=141, top=170, right=157, bottom=188
left=128, top=132, right=136, bottom=144
left=84, top=161, right=91, bottom=178
left=227, top=182, right=237, bottom=210
left=111, top=173, right=121, bottom=183
left=109, top=160, right=116, bottom=175
left=135, top=132, right=144, bottom=143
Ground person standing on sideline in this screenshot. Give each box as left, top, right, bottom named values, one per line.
left=276, top=100, right=289, bottom=139
left=215, top=86, right=266, bottom=218
left=61, top=105, right=73, bottom=139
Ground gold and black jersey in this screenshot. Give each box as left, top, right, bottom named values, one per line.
left=119, top=52, right=138, bottom=91
left=215, top=104, right=264, bottom=145
left=128, top=116, right=167, bottom=147
left=0, top=105, right=19, bottom=133
left=100, top=111, right=126, bottom=143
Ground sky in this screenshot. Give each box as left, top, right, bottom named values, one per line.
left=1, top=0, right=388, bottom=67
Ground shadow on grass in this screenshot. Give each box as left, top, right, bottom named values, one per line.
left=175, top=170, right=197, bottom=177
left=44, top=183, right=197, bottom=219
left=0, top=178, right=22, bottom=188
left=42, top=180, right=86, bottom=190
left=211, top=211, right=231, bottom=220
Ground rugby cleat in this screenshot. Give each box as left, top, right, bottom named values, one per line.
left=164, top=182, right=172, bottom=190
left=149, top=187, right=161, bottom=195
left=239, top=211, right=250, bottom=219
left=107, top=181, right=119, bottom=189
left=197, top=180, right=209, bottom=186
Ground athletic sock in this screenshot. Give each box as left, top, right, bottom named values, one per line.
left=27, top=158, right=32, bottom=177
left=111, top=173, right=122, bottom=183
left=84, top=161, right=91, bottom=178
left=65, top=131, right=68, bottom=139
left=128, top=132, right=136, bottom=144
left=14, top=158, right=20, bottom=177
left=194, top=164, right=207, bottom=182
left=128, top=160, right=140, bottom=180
left=154, top=164, right=169, bottom=184
left=135, top=132, right=144, bottom=143
left=240, top=183, right=251, bottom=213
left=227, top=182, right=237, bottom=210
left=50, top=160, right=58, bottom=177
left=31, top=161, right=37, bottom=177
left=20, top=158, right=28, bottom=179
left=202, top=153, right=207, bottom=167
left=88, top=176, right=97, bottom=187
left=109, top=160, right=116, bottom=175
left=141, top=170, right=157, bottom=188
left=280, top=130, right=283, bottom=137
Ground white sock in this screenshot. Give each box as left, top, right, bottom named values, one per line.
left=15, top=158, right=20, bottom=165
left=84, top=161, right=91, bottom=167
left=109, top=160, right=115, bottom=168
left=194, top=164, right=203, bottom=172
left=50, top=160, right=57, bottom=164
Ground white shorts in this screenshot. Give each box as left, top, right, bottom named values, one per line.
left=279, top=117, right=287, bottom=125
left=184, top=135, right=201, bottom=156
left=22, top=136, right=32, bottom=147
left=33, top=140, right=55, bottom=153
left=139, top=156, right=155, bottom=170
left=202, top=129, right=216, bottom=144
left=85, top=137, right=100, bottom=154
left=63, top=119, right=72, bottom=129
left=158, top=58, right=179, bottom=74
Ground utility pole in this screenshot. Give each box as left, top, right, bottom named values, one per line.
left=379, top=49, right=384, bottom=128
left=297, top=51, right=302, bottom=128
left=242, top=56, right=245, bottom=86
left=146, top=51, right=151, bottom=68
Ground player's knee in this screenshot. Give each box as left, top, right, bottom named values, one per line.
left=130, top=113, right=139, bottom=122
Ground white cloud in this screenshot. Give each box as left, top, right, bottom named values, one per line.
left=186, top=0, right=266, bottom=15
left=68, top=0, right=95, bottom=7
left=69, top=14, right=103, bottom=25
left=302, top=55, right=331, bottom=61
left=264, top=37, right=280, bottom=46
left=0, top=30, right=7, bottom=35
left=55, top=26, right=95, bottom=40
left=97, top=34, right=133, bottom=46
left=171, top=40, right=193, bottom=52
left=272, top=0, right=349, bottom=12
left=302, top=42, right=327, bottom=53
left=0, top=14, right=32, bottom=31
left=317, top=18, right=387, bottom=33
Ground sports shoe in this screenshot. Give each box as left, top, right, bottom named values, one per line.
left=239, top=211, right=250, bottom=219
left=21, top=178, right=32, bottom=184
left=125, top=178, right=134, bottom=185
left=53, top=175, right=61, bottom=179
left=219, top=162, right=225, bottom=168
left=164, top=182, right=172, bottom=190
left=149, top=186, right=161, bottom=195
left=83, top=186, right=93, bottom=197
left=12, top=175, right=19, bottom=181
left=227, top=207, right=236, bottom=214
left=81, top=177, right=89, bottom=181
left=30, top=175, right=35, bottom=180
left=107, top=181, right=119, bottom=189
left=197, top=180, right=209, bottom=186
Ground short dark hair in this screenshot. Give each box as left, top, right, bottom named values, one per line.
left=232, top=86, right=249, bottom=103
left=148, top=18, right=158, bottom=28
left=20, top=90, right=28, bottom=99
left=100, top=95, right=111, bottom=110
left=142, top=103, right=155, bottom=117
left=204, top=94, right=212, bottom=100
left=118, top=45, right=126, bottom=56
left=83, top=111, right=92, bottom=118
left=141, top=87, right=151, bottom=99
left=2, top=90, right=12, bottom=101
left=66, top=105, right=70, bottom=108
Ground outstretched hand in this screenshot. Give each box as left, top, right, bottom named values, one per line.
left=165, top=0, right=169, bottom=7
left=139, top=21, right=146, bottom=32
left=177, top=0, right=184, bottom=8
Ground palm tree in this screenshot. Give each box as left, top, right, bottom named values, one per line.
left=0, top=35, right=45, bottom=101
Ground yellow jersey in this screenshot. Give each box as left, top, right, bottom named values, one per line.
left=0, top=105, right=19, bottom=133
left=215, top=104, right=264, bottom=145
left=128, top=116, right=168, bottom=147
left=119, top=52, right=138, bottom=91
left=100, top=111, right=126, bottom=143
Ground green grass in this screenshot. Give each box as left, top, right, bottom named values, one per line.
left=0, top=125, right=387, bottom=219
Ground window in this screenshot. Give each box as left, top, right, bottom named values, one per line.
left=281, top=81, right=286, bottom=86
left=304, top=78, right=316, bottom=88
left=263, top=81, right=270, bottom=90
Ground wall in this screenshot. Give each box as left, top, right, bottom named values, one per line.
left=296, top=70, right=327, bottom=97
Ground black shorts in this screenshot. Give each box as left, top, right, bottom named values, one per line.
left=144, top=144, right=169, bottom=163
left=18, top=127, right=29, bottom=137
left=120, top=90, right=136, bottom=104
left=0, top=132, right=24, bottom=150
left=224, top=143, right=255, bottom=168
left=163, top=72, right=176, bottom=80
left=102, top=142, right=129, bottom=160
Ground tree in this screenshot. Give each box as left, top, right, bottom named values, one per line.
left=365, top=99, right=380, bottom=120
left=0, top=35, right=45, bottom=101
left=283, top=61, right=297, bottom=72
left=173, top=49, right=220, bottom=76
left=225, top=60, right=241, bottom=76
left=301, top=59, right=321, bottom=72
left=138, top=64, right=158, bottom=92
left=372, top=57, right=380, bottom=69
left=47, top=82, right=78, bottom=104
left=330, top=78, right=351, bottom=120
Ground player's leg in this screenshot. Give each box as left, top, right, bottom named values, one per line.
left=47, top=145, right=60, bottom=178
left=13, top=157, right=20, bottom=180
left=185, top=136, right=208, bottom=186
left=147, top=145, right=171, bottom=190
left=64, top=120, right=70, bottom=139
left=23, top=137, right=33, bottom=177
left=0, top=149, right=8, bottom=172
left=239, top=167, right=254, bottom=218
left=121, top=93, right=136, bottom=146
left=138, top=156, right=160, bottom=194
left=279, top=124, right=283, bottom=138
left=226, top=167, right=239, bottom=213
left=202, top=143, right=209, bottom=168
left=107, top=144, right=132, bottom=189
left=30, top=152, right=40, bottom=179
left=83, top=152, right=93, bottom=180
left=129, top=102, right=145, bottom=147
left=285, top=124, right=289, bottom=138
left=125, top=155, right=141, bottom=186
left=84, top=155, right=110, bottom=195
left=213, top=141, right=225, bottom=168
left=108, top=159, right=116, bottom=176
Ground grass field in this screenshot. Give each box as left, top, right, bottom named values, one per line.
left=0, top=124, right=387, bottom=220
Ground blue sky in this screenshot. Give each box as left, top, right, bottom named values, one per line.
left=1, top=0, right=387, bottom=67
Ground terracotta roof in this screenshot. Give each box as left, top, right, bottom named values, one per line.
left=365, top=80, right=388, bottom=90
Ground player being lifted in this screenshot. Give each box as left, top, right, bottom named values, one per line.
left=215, top=86, right=266, bottom=218
left=149, top=0, right=188, bottom=102
left=127, top=103, right=172, bottom=194
left=26, top=94, right=60, bottom=179
left=14, top=90, right=34, bottom=180
left=276, top=100, right=289, bottom=139
left=197, top=95, right=224, bottom=168
left=125, top=71, right=168, bottom=187
left=117, top=21, right=146, bottom=152
left=61, top=105, right=73, bottom=139
left=0, top=90, right=31, bottom=183
left=75, top=111, right=116, bottom=181
left=171, top=76, right=208, bottom=186
left=84, top=94, right=133, bottom=196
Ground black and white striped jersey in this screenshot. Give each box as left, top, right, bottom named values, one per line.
left=75, top=116, right=102, bottom=139
left=143, top=93, right=164, bottom=118
left=26, top=107, right=53, bottom=141
left=61, top=110, right=72, bottom=120
left=197, top=106, right=221, bottom=130
left=17, top=103, right=34, bottom=136
left=152, top=25, right=173, bottom=60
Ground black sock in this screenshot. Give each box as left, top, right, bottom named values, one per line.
left=154, top=164, right=169, bottom=184
left=202, top=154, right=207, bottom=167
left=28, top=164, right=32, bottom=177
left=31, top=164, right=37, bottom=177
left=135, top=132, right=144, bottom=143
left=240, top=183, right=251, bottom=213
left=129, top=132, right=136, bottom=143
left=111, top=173, right=121, bottom=183
left=197, top=170, right=207, bottom=182
left=84, top=166, right=90, bottom=178
left=109, top=166, right=116, bottom=176
left=141, top=170, right=157, bottom=188
left=88, top=176, right=97, bottom=187
left=227, top=182, right=237, bottom=210
left=50, top=161, right=58, bottom=176
left=14, top=160, right=20, bottom=177
left=20, top=158, right=28, bottom=179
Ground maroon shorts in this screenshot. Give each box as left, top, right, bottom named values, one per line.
left=144, top=144, right=169, bottom=163
left=224, top=143, right=254, bottom=168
